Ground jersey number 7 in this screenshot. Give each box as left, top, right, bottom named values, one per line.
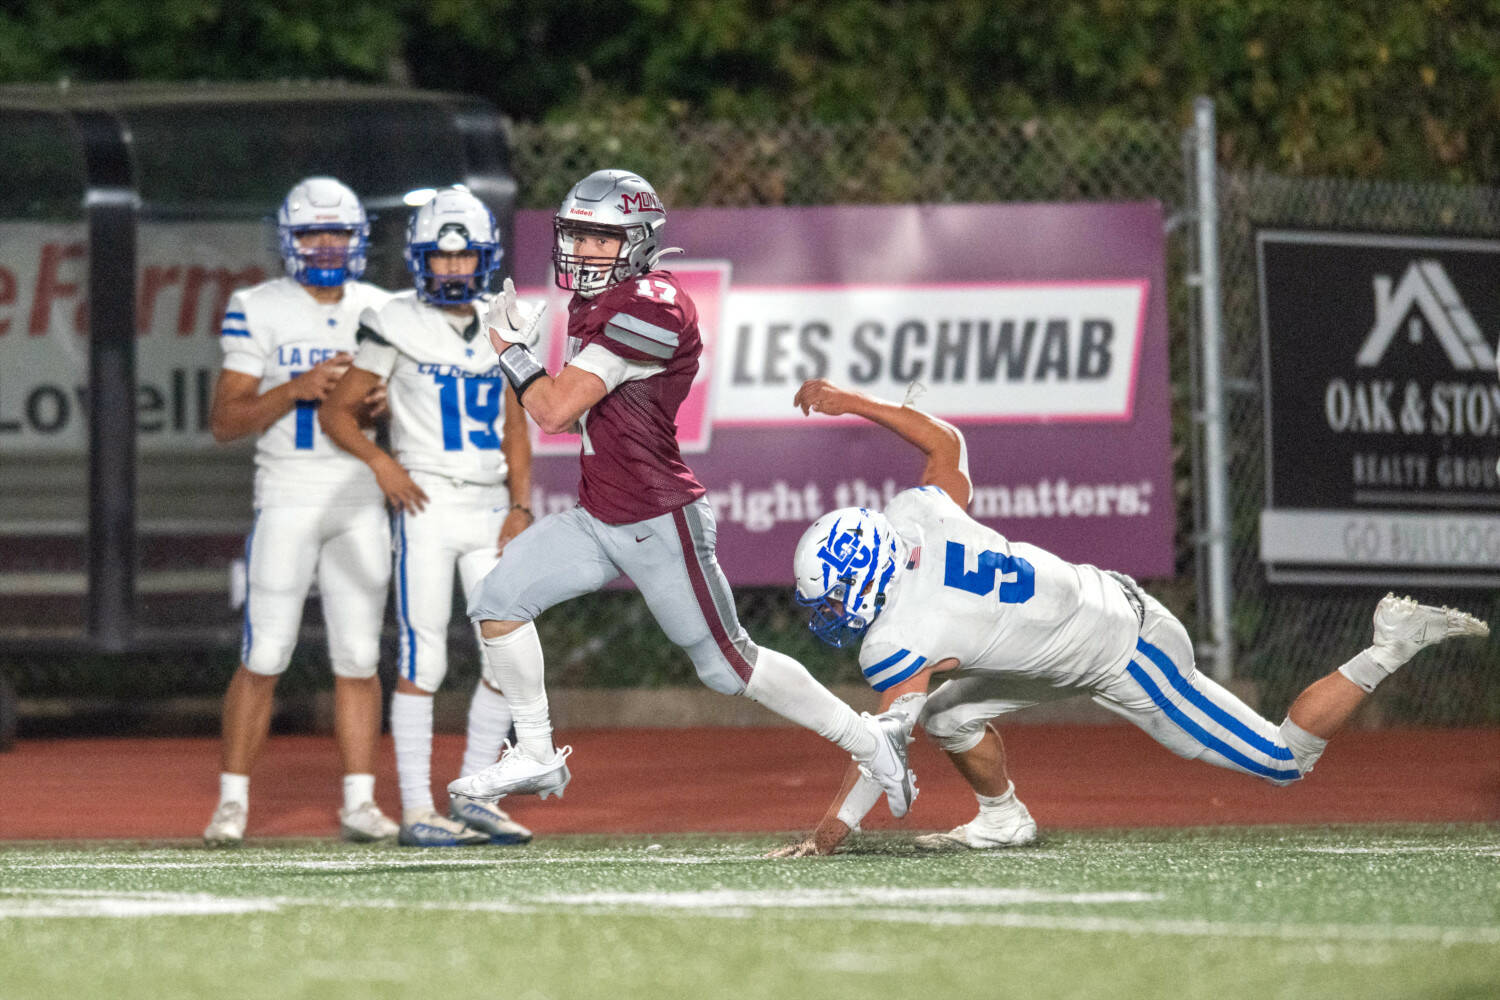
left=942, top=540, right=1035, bottom=604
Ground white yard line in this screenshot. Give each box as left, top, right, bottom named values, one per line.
left=0, top=853, right=736, bottom=871
left=1, top=885, right=1496, bottom=947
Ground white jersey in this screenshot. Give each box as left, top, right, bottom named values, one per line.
left=858, top=487, right=1141, bottom=693
left=353, top=291, right=512, bottom=487
left=220, top=276, right=391, bottom=507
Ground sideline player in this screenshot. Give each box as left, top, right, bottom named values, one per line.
left=448, top=169, right=914, bottom=814
left=321, top=186, right=534, bottom=847
left=203, top=177, right=399, bottom=847
left=773, top=378, right=1490, bottom=855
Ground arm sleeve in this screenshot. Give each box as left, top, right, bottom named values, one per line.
left=837, top=690, right=926, bottom=830
left=352, top=309, right=399, bottom=378
left=353, top=338, right=399, bottom=379
left=218, top=291, right=265, bottom=377
left=835, top=777, right=885, bottom=831
left=568, top=342, right=662, bottom=393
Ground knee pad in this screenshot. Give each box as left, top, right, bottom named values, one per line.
left=330, top=643, right=380, bottom=680
left=920, top=704, right=987, bottom=755
left=242, top=637, right=293, bottom=677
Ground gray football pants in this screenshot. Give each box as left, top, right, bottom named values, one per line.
left=466, top=499, right=758, bottom=694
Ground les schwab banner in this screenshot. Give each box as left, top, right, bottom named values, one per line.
left=0, top=201, right=1173, bottom=583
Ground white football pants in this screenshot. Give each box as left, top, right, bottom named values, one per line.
left=393, top=473, right=510, bottom=692
left=240, top=502, right=390, bottom=678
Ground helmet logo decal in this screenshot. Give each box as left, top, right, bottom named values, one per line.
left=618, top=191, right=664, bottom=216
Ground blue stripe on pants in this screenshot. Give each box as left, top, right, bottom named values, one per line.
left=1135, top=637, right=1295, bottom=762
left=396, top=512, right=417, bottom=681
left=1124, top=660, right=1301, bottom=781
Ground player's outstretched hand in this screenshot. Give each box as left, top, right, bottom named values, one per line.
left=766, top=837, right=824, bottom=859
left=485, top=277, right=548, bottom=354
left=292, top=352, right=354, bottom=401
left=766, top=820, right=849, bottom=858
left=794, top=377, right=864, bottom=417
left=373, top=455, right=429, bottom=514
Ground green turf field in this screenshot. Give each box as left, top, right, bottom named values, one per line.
left=2, top=826, right=1497, bottom=1000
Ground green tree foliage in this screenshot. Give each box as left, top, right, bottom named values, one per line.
left=2, top=0, right=1497, bottom=182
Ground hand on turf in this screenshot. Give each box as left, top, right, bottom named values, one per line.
left=766, top=837, right=823, bottom=859
left=794, top=378, right=865, bottom=418
left=485, top=277, right=547, bottom=354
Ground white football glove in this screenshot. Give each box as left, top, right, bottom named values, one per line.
left=484, top=277, right=548, bottom=352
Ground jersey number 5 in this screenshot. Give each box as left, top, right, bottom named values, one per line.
left=942, top=541, right=1035, bottom=604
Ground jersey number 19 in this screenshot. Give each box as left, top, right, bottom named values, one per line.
left=434, top=373, right=502, bottom=451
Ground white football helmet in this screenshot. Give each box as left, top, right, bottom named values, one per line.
left=793, top=507, right=905, bottom=648
left=276, top=177, right=369, bottom=287
left=552, top=169, right=677, bottom=297
left=404, top=186, right=503, bottom=305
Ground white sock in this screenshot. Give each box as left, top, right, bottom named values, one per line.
left=1337, top=649, right=1391, bottom=694
left=480, top=625, right=554, bottom=760
left=390, top=691, right=435, bottom=816
left=461, top=682, right=514, bottom=777
left=976, top=781, right=1017, bottom=814
left=219, top=772, right=249, bottom=808
left=744, top=648, right=875, bottom=759
left=1278, top=717, right=1328, bottom=774
left=342, top=773, right=375, bottom=812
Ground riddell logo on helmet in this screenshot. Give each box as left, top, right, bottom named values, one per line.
left=619, top=191, right=664, bottom=216
left=569, top=208, right=594, bottom=217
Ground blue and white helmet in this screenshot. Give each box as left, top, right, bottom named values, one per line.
left=404, top=186, right=502, bottom=305
left=276, top=177, right=370, bottom=287
left=793, top=507, right=904, bottom=648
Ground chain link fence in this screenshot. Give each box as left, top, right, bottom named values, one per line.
left=501, top=114, right=1193, bottom=695
left=5, top=110, right=1496, bottom=727
left=1216, top=171, right=1500, bottom=724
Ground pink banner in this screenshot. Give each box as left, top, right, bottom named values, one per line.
left=514, top=202, right=1173, bottom=584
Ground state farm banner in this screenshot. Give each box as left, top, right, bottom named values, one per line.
left=0, top=221, right=273, bottom=451
left=1257, top=229, right=1500, bottom=586
left=514, top=202, right=1174, bottom=583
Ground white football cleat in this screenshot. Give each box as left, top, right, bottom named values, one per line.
left=1367, top=593, right=1489, bottom=671
left=397, top=809, right=490, bottom=847
left=447, top=742, right=573, bottom=801
left=914, top=801, right=1038, bottom=852
left=338, top=801, right=399, bottom=843
left=203, top=802, right=247, bottom=847
left=855, top=711, right=918, bottom=818
left=449, top=793, right=534, bottom=845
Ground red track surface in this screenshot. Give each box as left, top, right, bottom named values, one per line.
left=1, top=725, right=1497, bottom=840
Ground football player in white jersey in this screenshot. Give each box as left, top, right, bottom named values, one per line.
left=321, top=186, right=534, bottom=847
left=203, top=177, right=399, bottom=847
left=773, top=378, right=1490, bottom=855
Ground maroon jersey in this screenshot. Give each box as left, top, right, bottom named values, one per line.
left=564, top=270, right=707, bottom=523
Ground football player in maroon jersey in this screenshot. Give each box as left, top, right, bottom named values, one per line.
left=450, top=170, right=917, bottom=816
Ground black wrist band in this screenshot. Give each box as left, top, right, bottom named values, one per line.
left=498, top=344, right=546, bottom=397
